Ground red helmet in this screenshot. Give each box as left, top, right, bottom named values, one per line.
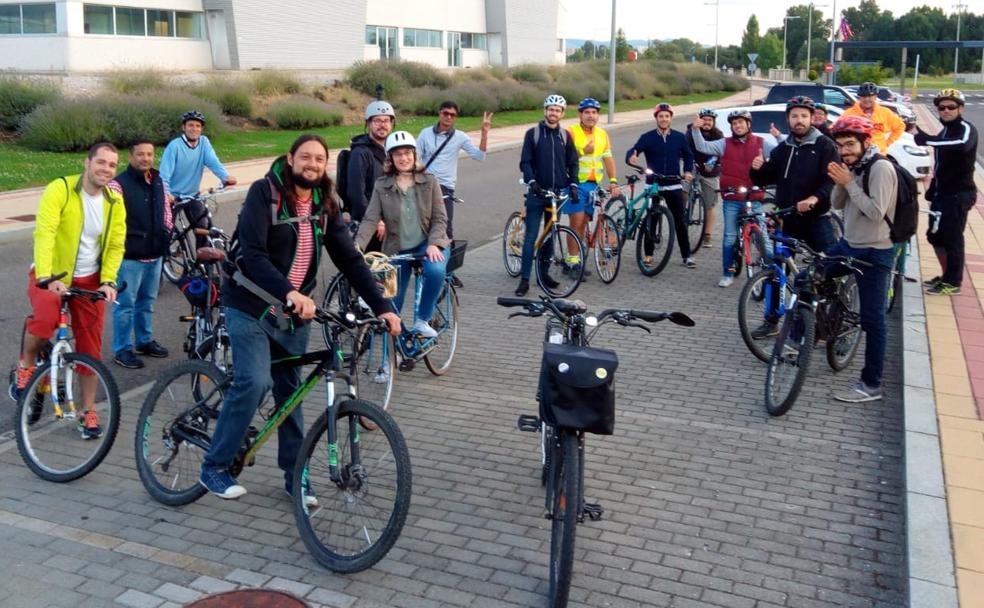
left=653, top=103, right=673, bottom=117
left=830, top=115, right=875, bottom=138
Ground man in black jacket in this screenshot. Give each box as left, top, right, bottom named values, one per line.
left=200, top=134, right=401, bottom=501
left=110, top=139, right=170, bottom=369
left=916, top=88, right=980, bottom=296
left=344, top=101, right=394, bottom=224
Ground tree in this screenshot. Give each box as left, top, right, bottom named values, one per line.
left=615, top=28, right=633, bottom=62
left=757, top=32, right=783, bottom=71
left=741, top=15, right=761, bottom=59
left=582, top=40, right=596, bottom=60
left=717, top=45, right=743, bottom=70
left=782, top=5, right=831, bottom=69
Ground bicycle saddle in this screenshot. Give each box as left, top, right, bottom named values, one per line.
left=195, top=247, right=226, bottom=263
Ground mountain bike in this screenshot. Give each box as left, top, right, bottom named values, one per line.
left=684, top=181, right=706, bottom=255
left=177, top=224, right=232, bottom=374
left=765, top=235, right=867, bottom=416
left=575, top=188, right=622, bottom=283
left=163, top=187, right=225, bottom=284
left=604, top=164, right=677, bottom=277
left=721, top=186, right=772, bottom=279
left=501, top=187, right=585, bottom=297
left=501, top=295, right=694, bottom=608
left=135, top=300, right=411, bottom=573
left=12, top=273, right=121, bottom=482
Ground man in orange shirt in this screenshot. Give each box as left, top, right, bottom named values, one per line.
left=843, top=82, right=905, bottom=154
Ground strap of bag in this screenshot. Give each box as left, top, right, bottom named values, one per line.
left=232, top=269, right=289, bottom=330
left=860, top=154, right=894, bottom=231
left=423, top=127, right=455, bottom=172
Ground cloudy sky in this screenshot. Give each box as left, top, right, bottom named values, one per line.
left=559, top=0, right=981, bottom=46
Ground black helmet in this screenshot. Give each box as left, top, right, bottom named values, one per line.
left=181, top=110, right=206, bottom=125
left=785, top=96, right=816, bottom=114
left=857, top=82, right=878, bottom=97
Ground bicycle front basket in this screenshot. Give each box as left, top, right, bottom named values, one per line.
left=446, top=240, right=468, bottom=273
left=364, top=252, right=398, bottom=298
left=538, top=342, right=618, bottom=435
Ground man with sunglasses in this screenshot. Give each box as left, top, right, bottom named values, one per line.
left=914, top=88, right=979, bottom=296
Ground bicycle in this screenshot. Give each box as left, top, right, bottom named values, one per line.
left=135, top=296, right=411, bottom=573
left=501, top=187, right=585, bottom=297
left=576, top=188, right=622, bottom=283
left=765, top=235, right=867, bottom=416
left=11, top=273, right=121, bottom=482
left=721, top=186, right=772, bottom=280
left=886, top=209, right=939, bottom=312
left=177, top=225, right=232, bottom=374
left=501, top=295, right=694, bottom=608
left=684, top=180, right=706, bottom=255
left=163, top=187, right=225, bottom=285
left=603, top=164, right=677, bottom=277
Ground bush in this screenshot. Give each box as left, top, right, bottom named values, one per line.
left=266, top=95, right=342, bottom=129
left=390, top=61, right=451, bottom=89
left=103, top=69, right=168, bottom=95
left=346, top=60, right=407, bottom=100
left=511, top=64, right=550, bottom=85
left=251, top=71, right=303, bottom=96
left=0, top=77, right=60, bottom=130
left=196, top=78, right=253, bottom=117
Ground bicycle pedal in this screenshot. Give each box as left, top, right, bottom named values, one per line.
left=517, top=414, right=540, bottom=432
left=398, top=359, right=416, bottom=372
left=583, top=502, right=604, bottom=521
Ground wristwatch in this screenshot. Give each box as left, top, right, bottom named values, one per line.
left=101, top=281, right=117, bottom=289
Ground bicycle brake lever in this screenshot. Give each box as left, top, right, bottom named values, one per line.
left=627, top=321, right=651, bottom=333
left=507, top=312, right=527, bottom=319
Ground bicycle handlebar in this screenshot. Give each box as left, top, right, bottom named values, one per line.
left=496, top=296, right=694, bottom=327
left=36, top=272, right=127, bottom=300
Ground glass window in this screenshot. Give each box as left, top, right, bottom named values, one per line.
left=147, top=9, right=173, bottom=37
left=84, top=5, right=114, bottom=34
left=460, top=33, right=486, bottom=50
left=175, top=11, right=202, bottom=38
left=22, top=4, right=56, bottom=34
left=115, top=7, right=144, bottom=36
left=823, top=90, right=849, bottom=108
left=0, top=6, right=20, bottom=35
left=403, top=28, right=441, bottom=48
left=365, top=25, right=377, bottom=45
left=750, top=111, right=787, bottom=135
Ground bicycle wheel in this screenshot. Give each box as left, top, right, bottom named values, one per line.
left=738, top=268, right=782, bottom=364
left=764, top=306, right=816, bottom=417
left=162, top=237, right=189, bottom=284
left=686, top=192, right=706, bottom=255
left=548, top=430, right=579, bottom=608
left=351, top=324, right=396, bottom=409
left=886, top=271, right=903, bottom=313
left=321, top=274, right=361, bottom=349
left=293, top=398, right=412, bottom=573
left=745, top=228, right=769, bottom=275
left=502, top=212, right=525, bottom=277
left=635, top=205, right=674, bottom=277
left=592, top=214, right=622, bottom=284
left=424, top=284, right=458, bottom=375
left=826, top=275, right=863, bottom=371
left=16, top=353, right=120, bottom=482
left=135, top=360, right=227, bottom=506
left=605, top=196, right=628, bottom=245
left=536, top=225, right=584, bottom=298
left=830, top=211, right=845, bottom=242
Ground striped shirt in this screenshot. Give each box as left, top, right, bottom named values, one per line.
left=287, top=197, right=314, bottom=289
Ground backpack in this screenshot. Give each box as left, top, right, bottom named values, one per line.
left=334, top=148, right=352, bottom=212
left=532, top=124, right=569, bottom=149
left=862, top=154, right=918, bottom=244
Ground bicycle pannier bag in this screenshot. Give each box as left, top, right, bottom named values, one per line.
left=538, top=342, right=618, bottom=435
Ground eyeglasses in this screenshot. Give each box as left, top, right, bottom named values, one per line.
left=440, top=110, right=458, bottom=117
left=937, top=104, right=959, bottom=111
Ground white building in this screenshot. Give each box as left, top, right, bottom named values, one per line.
left=0, top=0, right=564, bottom=72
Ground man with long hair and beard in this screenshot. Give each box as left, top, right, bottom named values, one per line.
left=199, top=134, right=401, bottom=502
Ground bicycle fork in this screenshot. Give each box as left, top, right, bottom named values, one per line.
left=49, top=318, right=77, bottom=420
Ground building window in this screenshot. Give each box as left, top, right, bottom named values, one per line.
left=83, top=5, right=113, bottom=34
left=115, top=7, right=145, bottom=36
left=147, top=9, right=172, bottom=36
left=460, top=33, right=486, bottom=50
left=82, top=6, right=204, bottom=38
left=1, top=3, right=57, bottom=34
left=365, top=25, right=377, bottom=45
left=175, top=11, right=202, bottom=38
left=403, top=28, right=441, bottom=48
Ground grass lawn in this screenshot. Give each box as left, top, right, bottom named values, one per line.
left=900, top=76, right=984, bottom=92
left=0, top=90, right=738, bottom=192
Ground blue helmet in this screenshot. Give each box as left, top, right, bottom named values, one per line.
left=578, top=98, right=601, bottom=112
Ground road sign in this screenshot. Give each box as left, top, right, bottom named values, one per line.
left=825, top=63, right=834, bottom=73
left=748, top=63, right=757, bottom=72
left=747, top=53, right=759, bottom=62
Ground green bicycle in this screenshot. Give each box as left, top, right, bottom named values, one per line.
left=604, top=164, right=677, bottom=276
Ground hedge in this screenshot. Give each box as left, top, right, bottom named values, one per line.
left=266, top=95, right=343, bottom=129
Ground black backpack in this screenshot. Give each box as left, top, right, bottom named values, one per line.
left=334, top=148, right=352, bottom=212
left=862, top=154, right=918, bottom=243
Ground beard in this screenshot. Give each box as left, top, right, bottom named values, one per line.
left=292, top=170, right=322, bottom=189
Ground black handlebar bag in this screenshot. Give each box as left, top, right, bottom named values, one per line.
left=538, top=342, right=618, bottom=435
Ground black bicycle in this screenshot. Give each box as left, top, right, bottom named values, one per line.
left=163, top=188, right=224, bottom=284
left=500, top=295, right=694, bottom=607
left=176, top=225, right=232, bottom=374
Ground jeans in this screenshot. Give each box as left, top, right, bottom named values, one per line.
left=520, top=193, right=552, bottom=280
left=661, top=188, right=690, bottom=259
left=927, top=191, right=976, bottom=286
left=112, top=257, right=162, bottom=353
left=202, top=307, right=311, bottom=484
left=721, top=199, right=764, bottom=276
left=392, top=241, right=448, bottom=323
left=825, top=240, right=894, bottom=388
left=439, top=185, right=456, bottom=240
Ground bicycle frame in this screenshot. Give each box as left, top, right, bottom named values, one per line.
left=47, top=298, right=79, bottom=419
left=607, top=180, right=660, bottom=241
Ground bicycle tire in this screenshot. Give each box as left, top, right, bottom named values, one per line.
left=746, top=228, right=769, bottom=275
left=604, top=196, right=628, bottom=246
left=592, top=214, right=622, bottom=284
left=293, top=398, right=412, bottom=573
left=738, top=268, right=780, bottom=364
left=424, top=285, right=458, bottom=375
left=16, top=353, right=121, bottom=482
left=548, top=430, right=579, bottom=608
left=321, top=274, right=360, bottom=350
left=135, top=360, right=227, bottom=506
left=536, top=225, right=584, bottom=298
left=162, top=239, right=189, bottom=284
left=830, top=212, right=845, bottom=242
left=826, top=275, right=863, bottom=371
left=351, top=324, right=396, bottom=410
left=635, top=205, right=674, bottom=277
left=502, top=212, right=525, bottom=278
left=540, top=422, right=554, bottom=487
left=765, top=306, right=816, bottom=417
left=686, top=191, right=706, bottom=255
left=886, top=271, right=902, bottom=313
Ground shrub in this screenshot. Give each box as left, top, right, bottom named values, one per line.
left=511, top=64, right=550, bottom=85
left=0, top=77, right=60, bottom=130
left=103, top=69, right=168, bottom=94
left=495, top=81, right=543, bottom=112
left=390, top=61, right=451, bottom=89
left=266, top=95, right=342, bottom=129
left=346, top=60, right=407, bottom=100
left=196, top=78, right=253, bottom=117
left=19, top=100, right=107, bottom=151
left=251, top=71, right=303, bottom=96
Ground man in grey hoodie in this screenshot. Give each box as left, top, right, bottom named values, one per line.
left=826, top=115, right=897, bottom=403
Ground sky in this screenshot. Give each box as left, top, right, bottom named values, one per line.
left=559, top=0, right=983, bottom=46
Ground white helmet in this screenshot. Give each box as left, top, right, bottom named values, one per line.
left=365, top=100, right=396, bottom=121
left=543, top=94, right=567, bottom=109
left=385, top=131, right=416, bottom=154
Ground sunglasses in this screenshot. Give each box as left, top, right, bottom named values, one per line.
left=440, top=110, right=458, bottom=117
left=937, top=104, right=960, bottom=111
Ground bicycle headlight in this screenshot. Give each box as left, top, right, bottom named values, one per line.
left=903, top=145, right=929, bottom=157
left=585, top=316, right=599, bottom=327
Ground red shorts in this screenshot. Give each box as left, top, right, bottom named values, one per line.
left=26, top=269, right=105, bottom=360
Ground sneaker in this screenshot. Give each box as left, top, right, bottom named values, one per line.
left=199, top=467, right=247, bottom=500
left=136, top=340, right=169, bottom=358
left=285, top=480, right=319, bottom=508
left=833, top=381, right=884, bottom=403
left=922, top=275, right=942, bottom=287
left=372, top=363, right=391, bottom=384
left=451, top=275, right=464, bottom=288
left=8, top=364, right=34, bottom=402
left=541, top=274, right=560, bottom=289
left=114, top=350, right=144, bottom=369
left=79, top=410, right=102, bottom=440
left=412, top=319, right=438, bottom=338
left=717, top=276, right=734, bottom=288
left=683, top=257, right=697, bottom=269
left=926, top=282, right=960, bottom=296
left=703, top=233, right=712, bottom=247
left=515, top=279, right=530, bottom=296
left=751, top=321, right=779, bottom=339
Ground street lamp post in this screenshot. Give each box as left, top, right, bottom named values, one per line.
left=704, top=0, right=720, bottom=70
left=782, top=15, right=801, bottom=72
left=607, top=0, right=616, bottom=124
left=806, top=3, right=829, bottom=80
left=953, top=3, right=967, bottom=77
left=828, top=0, right=837, bottom=84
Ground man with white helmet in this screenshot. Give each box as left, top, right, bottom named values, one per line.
left=343, top=100, right=396, bottom=227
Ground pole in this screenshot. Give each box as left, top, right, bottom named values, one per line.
left=900, top=47, right=907, bottom=92
left=782, top=20, right=788, bottom=71
left=607, top=0, right=616, bottom=124
left=828, top=0, right=837, bottom=84
left=954, top=3, right=966, bottom=77
left=714, top=0, right=719, bottom=70
left=806, top=4, right=813, bottom=80
left=913, top=53, right=920, bottom=100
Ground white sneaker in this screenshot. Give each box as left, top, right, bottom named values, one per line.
left=683, top=257, right=697, bottom=269
left=372, top=363, right=391, bottom=384
left=411, top=319, right=438, bottom=338
left=717, top=276, right=734, bottom=288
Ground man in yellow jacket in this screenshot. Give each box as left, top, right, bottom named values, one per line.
left=10, top=142, right=126, bottom=440
left=843, top=82, right=905, bottom=155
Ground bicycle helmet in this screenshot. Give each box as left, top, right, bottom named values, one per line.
left=698, top=108, right=717, bottom=118
left=857, top=82, right=878, bottom=97
left=578, top=97, right=601, bottom=111
left=933, top=88, right=966, bottom=107
left=384, top=131, right=416, bottom=154
left=364, top=100, right=396, bottom=121
left=785, top=96, right=816, bottom=113
left=814, top=102, right=827, bottom=113
left=653, top=103, right=673, bottom=117
left=544, top=94, right=567, bottom=109
left=727, top=109, right=752, bottom=124
left=181, top=110, right=206, bottom=125
left=830, top=115, right=875, bottom=138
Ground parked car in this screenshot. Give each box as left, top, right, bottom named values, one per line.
left=760, top=82, right=914, bottom=121
left=843, top=84, right=911, bottom=105
left=714, top=104, right=931, bottom=180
